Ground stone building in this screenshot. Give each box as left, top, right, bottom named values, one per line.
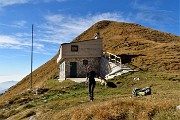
left=57, top=38, right=103, bottom=80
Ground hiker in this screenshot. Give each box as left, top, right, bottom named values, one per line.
left=86, top=65, right=98, bottom=102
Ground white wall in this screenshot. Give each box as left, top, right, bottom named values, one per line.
left=59, top=61, right=66, bottom=81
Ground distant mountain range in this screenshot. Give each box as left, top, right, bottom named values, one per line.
left=0, top=81, right=18, bottom=94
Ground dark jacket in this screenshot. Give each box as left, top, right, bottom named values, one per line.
left=86, top=70, right=97, bottom=83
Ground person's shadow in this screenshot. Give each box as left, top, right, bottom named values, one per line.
left=107, top=82, right=117, bottom=88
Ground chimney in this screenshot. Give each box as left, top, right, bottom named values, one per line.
left=94, top=32, right=100, bottom=39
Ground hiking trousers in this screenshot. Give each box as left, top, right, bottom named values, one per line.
left=88, top=82, right=96, bottom=101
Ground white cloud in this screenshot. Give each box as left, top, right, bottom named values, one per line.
left=0, top=34, right=44, bottom=51
left=0, top=35, right=21, bottom=48
left=0, top=0, right=29, bottom=7
left=45, top=14, right=64, bottom=23
left=13, top=20, right=27, bottom=28
left=39, top=12, right=125, bottom=44
left=0, top=74, right=26, bottom=83
left=0, top=12, right=126, bottom=55
left=0, top=20, right=27, bottom=28
left=0, top=0, right=66, bottom=8
left=43, top=0, right=66, bottom=2
left=131, top=0, right=177, bottom=30
left=132, top=0, right=157, bottom=11
left=56, top=0, right=66, bottom=2
left=15, top=32, right=31, bottom=37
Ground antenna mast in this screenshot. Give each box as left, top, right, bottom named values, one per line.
left=30, top=24, right=33, bottom=89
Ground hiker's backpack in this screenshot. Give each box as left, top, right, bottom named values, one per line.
left=132, top=87, right=151, bottom=96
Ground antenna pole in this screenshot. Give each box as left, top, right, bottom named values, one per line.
left=30, top=24, right=33, bottom=89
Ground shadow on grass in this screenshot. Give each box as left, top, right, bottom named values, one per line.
left=107, top=82, right=117, bottom=88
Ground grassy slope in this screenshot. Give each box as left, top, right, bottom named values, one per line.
left=0, top=71, right=179, bottom=120
left=0, top=54, right=59, bottom=104
left=0, top=20, right=180, bottom=119
left=73, top=20, right=180, bottom=72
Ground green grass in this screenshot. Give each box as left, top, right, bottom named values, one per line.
left=0, top=71, right=180, bottom=120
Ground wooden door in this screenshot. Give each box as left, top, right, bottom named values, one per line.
left=70, top=62, right=77, bottom=77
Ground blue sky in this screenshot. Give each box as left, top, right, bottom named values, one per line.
left=0, top=0, right=179, bottom=83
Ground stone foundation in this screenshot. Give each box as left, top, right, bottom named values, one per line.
left=60, top=57, right=101, bottom=78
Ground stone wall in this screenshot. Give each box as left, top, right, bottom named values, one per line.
left=100, top=57, right=111, bottom=78
left=65, top=57, right=101, bottom=78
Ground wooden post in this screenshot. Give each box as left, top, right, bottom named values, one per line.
left=114, top=55, right=115, bottom=63
left=109, top=53, right=111, bottom=62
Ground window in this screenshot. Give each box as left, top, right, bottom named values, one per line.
left=83, top=60, right=88, bottom=66
left=71, top=45, right=78, bottom=52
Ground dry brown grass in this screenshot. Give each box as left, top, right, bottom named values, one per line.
left=36, top=97, right=179, bottom=120
left=0, top=20, right=179, bottom=119
left=1, top=71, right=180, bottom=120
left=0, top=54, right=59, bottom=104
left=73, top=20, right=180, bottom=72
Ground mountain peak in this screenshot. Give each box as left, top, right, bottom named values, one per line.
left=0, top=20, right=179, bottom=104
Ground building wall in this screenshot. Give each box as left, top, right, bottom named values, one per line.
left=57, top=39, right=103, bottom=80
left=59, top=57, right=111, bottom=80
left=57, top=46, right=63, bottom=63
left=100, top=57, right=111, bottom=78
left=65, top=57, right=101, bottom=78
left=61, top=39, right=102, bottom=58
left=59, top=61, right=66, bottom=81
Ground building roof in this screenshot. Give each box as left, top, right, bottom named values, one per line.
left=61, top=38, right=102, bottom=45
